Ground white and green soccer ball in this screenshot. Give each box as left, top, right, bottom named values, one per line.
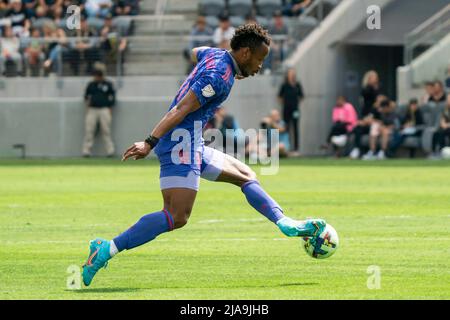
left=441, top=147, right=450, bottom=160
left=301, top=224, right=339, bottom=259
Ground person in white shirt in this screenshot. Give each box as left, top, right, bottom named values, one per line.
left=0, top=25, right=22, bottom=75
left=213, top=14, right=235, bottom=49
left=85, top=0, right=113, bottom=18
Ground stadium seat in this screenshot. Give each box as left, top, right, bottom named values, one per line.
left=228, top=0, right=253, bottom=17
left=298, top=16, right=319, bottom=27
left=199, top=0, right=226, bottom=17
left=256, top=0, right=282, bottom=17
left=230, top=16, right=245, bottom=28
left=205, top=15, right=220, bottom=29
left=256, top=16, right=270, bottom=28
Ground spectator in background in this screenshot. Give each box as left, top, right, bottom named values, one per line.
left=66, top=15, right=101, bottom=75
left=0, top=0, right=9, bottom=16
left=282, top=0, right=311, bottom=17
left=99, top=14, right=128, bottom=74
left=23, top=27, right=45, bottom=75
left=42, top=24, right=68, bottom=74
left=389, top=98, right=424, bottom=157
left=213, top=14, right=235, bottom=50
left=113, top=0, right=139, bottom=16
left=264, top=10, right=288, bottom=73
left=32, top=5, right=54, bottom=29
left=362, top=98, right=398, bottom=160
left=82, top=66, right=116, bottom=157
left=188, top=16, right=213, bottom=50
left=278, top=68, right=304, bottom=152
left=39, top=0, right=63, bottom=18
left=260, top=109, right=290, bottom=157
left=85, top=0, right=112, bottom=18
left=215, top=107, right=240, bottom=154
left=430, top=80, right=446, bottom=103
left=6, top=0, right=31, bottom=37
left=183, top=15, right=213, bottom=73
left=0, top=25, right=22, bottom=75
left=0, top=1, right=10, bottom=38
left=360, top=70, right=381, bottom=117
left=421, top=81, right=435, bottom=105
left=430, top=93, right=450, bottom=158
left=323, top=96, right=357, bottom=154
left=23, top=0, right=38, bottom=18
left=349, top=70, right=381, bottom=159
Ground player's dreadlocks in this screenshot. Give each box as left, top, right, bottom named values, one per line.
left=230, top=23, right=271, bottom=52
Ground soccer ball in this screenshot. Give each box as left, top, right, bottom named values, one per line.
left=441, top=147, right=450, bottom=160
left=301, top=224, right=339, bottom=259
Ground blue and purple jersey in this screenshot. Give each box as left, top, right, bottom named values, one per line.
left=154, top=47, right=237, bottom=158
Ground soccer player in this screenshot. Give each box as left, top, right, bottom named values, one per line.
left=82, top=24, right=326, bottom=286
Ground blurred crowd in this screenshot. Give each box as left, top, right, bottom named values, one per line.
left=184, top=12, right=290, bottom=75
left=201, top=65, right=450, bottom=161
left=324, top=68, right=450, bottom=160
left=202, top=67, right=304, bottom=160
left=0, top=0, right=138, bottom=76
left=185, top=0, right=312, bottom=74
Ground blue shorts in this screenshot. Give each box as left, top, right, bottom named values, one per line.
left=157, top=146, right=225, bottom=191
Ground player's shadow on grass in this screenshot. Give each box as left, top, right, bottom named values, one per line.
left=71, top=288, right=141, bottom=294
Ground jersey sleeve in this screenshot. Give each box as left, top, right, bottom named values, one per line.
left=195, top=47, right=212, bottom=62
left=190, top=71, right=226, bottom=107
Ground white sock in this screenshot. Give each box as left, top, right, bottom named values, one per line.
left=109, top=240, right=119, bottom=257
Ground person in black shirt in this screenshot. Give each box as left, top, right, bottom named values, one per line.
left=429, top=80, right=446, bottom=103
left=349, top=70, right=381, bottom=159
left=278, top=68, right=304, bottom=152
left=82, top=67, right=116, bottom=157
left=431, top=93, right=450, bottom=157
left=362, top=97, right=398, bottom=160
left=6, top=0, right=31, bottom=37
left=389, top=98, right=424, bottom=157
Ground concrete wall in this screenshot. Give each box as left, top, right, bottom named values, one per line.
left=397, top=32, right=450, bottom=105
left=0, top=76, right=280, bottom=158
left=285, top=0, right=393, bottom=155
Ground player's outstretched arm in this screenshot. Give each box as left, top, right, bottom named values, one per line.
left=122, top=90, right=201, bottom=161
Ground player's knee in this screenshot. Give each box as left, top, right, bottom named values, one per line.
left=170, top=207, right=192, bottom=229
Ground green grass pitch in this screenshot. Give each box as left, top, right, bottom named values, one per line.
left=0, top=158, right=449, bottom=299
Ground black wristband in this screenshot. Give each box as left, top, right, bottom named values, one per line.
left=145, top=135, right=159, bottom=148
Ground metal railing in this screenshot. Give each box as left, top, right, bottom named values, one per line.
left=298, top=0, right=341, bottom=24
left=1, top=30, right=291, bottom=80
left=289, top=0, right=340, bottom=42
left=404, top=4, right=450, bottom=64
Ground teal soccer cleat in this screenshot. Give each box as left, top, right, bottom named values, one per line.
left=277, top=217, right=326, bottom=237
left=82, top=238, right=111, bottom=286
